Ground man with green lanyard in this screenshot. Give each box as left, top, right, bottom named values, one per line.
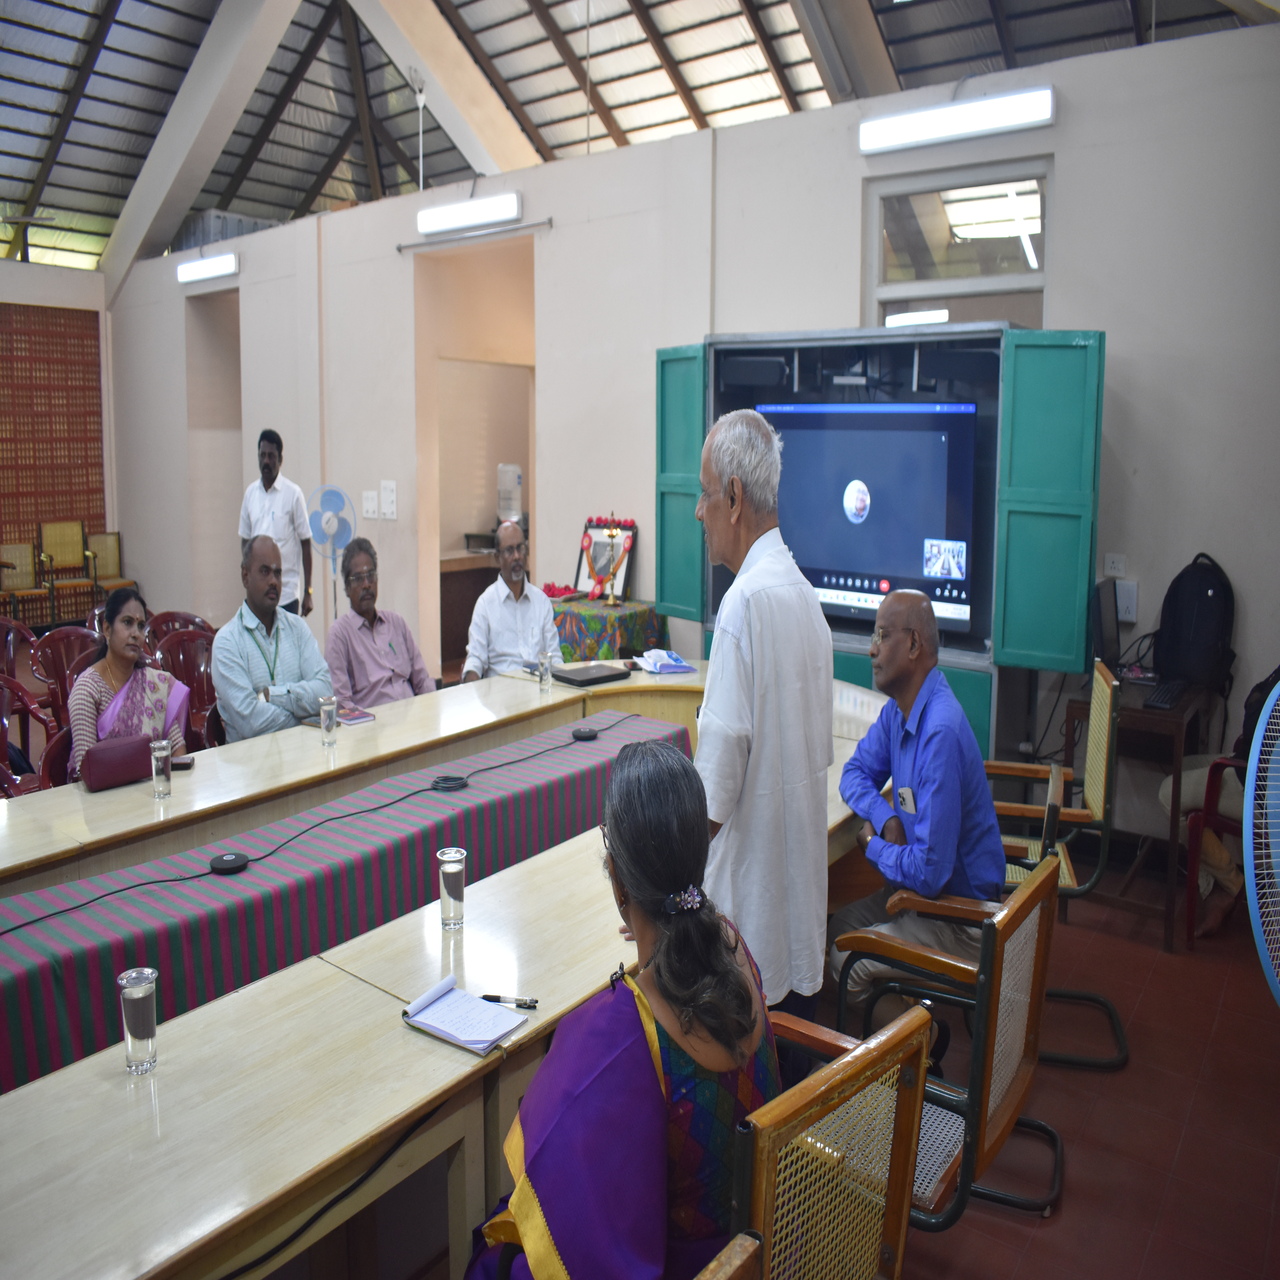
left=211, top=536, right=333, bottom=742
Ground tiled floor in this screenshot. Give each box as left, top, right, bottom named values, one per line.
left=872, top=866, right=1280, bottom=1280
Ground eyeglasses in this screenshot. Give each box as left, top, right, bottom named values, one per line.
left=497, top=542, right=528, bottom=559
left=870, top=626, right=915, bottom=647
left=347, top=570, right=377, bottom=586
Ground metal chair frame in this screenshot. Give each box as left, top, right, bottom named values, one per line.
left=38, top=521, right=97, bottom=624
left=834, top=858, right=1064, bottom=1231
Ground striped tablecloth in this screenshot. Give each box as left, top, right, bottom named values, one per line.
left=0, top=711, right=688, bottom=1091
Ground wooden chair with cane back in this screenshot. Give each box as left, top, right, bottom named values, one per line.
left=38, top=521, right=97, bottom=623
left=721, top=1005, right=932, bottom=1279
left=1, top=545, right=53, bottom=627
left=695, top=1233, right=763, bottom=1280
left=832, top=857, right=1064, bottom=1229
left=85, top=532, right=135, bottom=600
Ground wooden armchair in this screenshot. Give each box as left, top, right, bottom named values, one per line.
left=695, top=1234, right=763, bottom=1280
left=1185, top=756, right=1246, bottom=950
left=721, top=1005, right=931, bottom=1278
left=38, top=521, right=96, bottom=624
left=85, top=532, right=135, bottom=599
left=832, top=857, right=1064, bottom=1230
left=1, top=546, right=53, bottom=627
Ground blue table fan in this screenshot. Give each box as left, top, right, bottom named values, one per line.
left=1245, top=682, right=1280, bottom=1007
left=308, top=485, right=357, bottom=616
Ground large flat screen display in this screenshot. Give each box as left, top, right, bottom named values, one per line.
left=761, top=402, right=978, bottom=632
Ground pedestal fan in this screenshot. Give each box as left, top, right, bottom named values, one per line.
left=1245, top=682, right=1280, bottom=1006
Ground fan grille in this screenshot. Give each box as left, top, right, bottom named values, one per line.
left=1248, top=695, right=1280, bottom=1007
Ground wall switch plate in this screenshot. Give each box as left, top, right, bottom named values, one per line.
left=362, top=490, right=378, bottom=519
left=1116, top=578, right=1138, bottom=623
left=1104, top=552, right=1127, bottom=578
left=380, top=480, right=397, bottom=521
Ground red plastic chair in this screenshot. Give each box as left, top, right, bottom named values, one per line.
left=1, top=675, right=52, bottom=797
left=38, top=727, right=72, bottom=789
left=32, top=626, right=100, bottom=730
left=156, top=629, right=216, bottom=739
left=0, top=617, right=52, bottom=757
left=145, top=611, right=213, bottom=651
left=1185, top=756, right=1246, bottom=950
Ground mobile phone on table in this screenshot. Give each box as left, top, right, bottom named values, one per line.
left=171, top=755, right=195, bottom=770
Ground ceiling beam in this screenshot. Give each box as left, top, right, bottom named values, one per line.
left=99, top=0, right=302, bottom=304
left=987, top=0, right=1017, bottom=66
left=348, top=0, right=542, bottom=173
left=786, top=0, right=899, bottom=99
left=216, top=0, right=341, bottom=211
left=524, top=0, right=630, bottom=148
left=339, top=1, right=384, bottom=199
left=623, top=0, right=708, bottom=128
left=369, top=112, right=421, bottom=186
left=432, top=0, right=556, bottom=162
left=293, top=119, right=361, bottom=216
left=736, top=0, right=800, bottom=112
left=5, top=0, right=123, bottom=260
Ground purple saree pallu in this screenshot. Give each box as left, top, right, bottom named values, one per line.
left=0, top=711, right=689, bottom=1091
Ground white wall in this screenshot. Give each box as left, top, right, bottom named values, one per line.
left=97, top=23, right=1280, bottom=736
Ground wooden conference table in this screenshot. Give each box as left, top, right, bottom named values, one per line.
left=0, top=664, right=884, bottom=899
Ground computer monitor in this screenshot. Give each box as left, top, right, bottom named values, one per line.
left=1091, top=577, right=1121, bottom=672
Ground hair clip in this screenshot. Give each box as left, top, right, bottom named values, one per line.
left=664, top=885, right=704, bottom=914
left=609, top=963, right=626, bottom=991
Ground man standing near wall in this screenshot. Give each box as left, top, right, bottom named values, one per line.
left=694, top=410, right=834, bottom=1039
left=239, top=429, right=313, bottom=616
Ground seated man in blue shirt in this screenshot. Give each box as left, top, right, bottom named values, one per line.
left=828, top=591, right=1006, bottom=1029
left=212, top=535, right=333, bottom=742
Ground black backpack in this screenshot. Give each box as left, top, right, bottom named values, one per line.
left=1153, top=552, right=1235, bottom=692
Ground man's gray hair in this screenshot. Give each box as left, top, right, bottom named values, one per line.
left=707, top=410, right=783, bottom=514
left=342, top=536, right=378, bottom=585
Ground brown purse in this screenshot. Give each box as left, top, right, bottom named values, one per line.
left=79, top=734, right=153, bottom=792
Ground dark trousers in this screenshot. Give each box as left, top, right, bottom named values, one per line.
left=281, top=599, right=300, bottom=615
left=767, top=989, right=820, bottom=1090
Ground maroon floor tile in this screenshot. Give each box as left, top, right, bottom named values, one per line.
left=1210, top=1006, right=1280, bottom=1066
left=1022, top=1070, right=1101, bottom=1141
left=1040, top=988, right=1145, bottom=1060
left=1081, top=1095, right=1183, bottom=1174
left=1146, top=950, right=1231, bottom=1006
left=1199, top=1039, right=1280, bottom=1098
left=1264, top=1212, right=1280, bottom=1280
left=1154, top=1176, right=1273, bottom=1273
left=1050, top=1137, right=1168, bottom=1230
left=902, top=1221, right=1024, bottom=1280
left=1123, top=1016, right=1210, bottom=1080
left=1221, top=959, right=1280, bottom=1018
left=1019, top=1206, right=1153, bottom=1276
left=1070, top=941, right=1158, bottom=992
left=1186, top=1080, right=1280, bottom=1156
left=1096, top=1059, right=1199, bottom=1125
left=1131, top=985, right=1220, bottom=1038
left=1171, top=1123, right=1279, bottom=1211
left=951, top=1194, right=1040, bottom=1253
left=1139, top=1234, right=1261, bottom=1280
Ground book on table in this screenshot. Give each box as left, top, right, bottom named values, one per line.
left=402, top=975, right=527, bottom=1055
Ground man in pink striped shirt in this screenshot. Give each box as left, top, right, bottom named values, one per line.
left=325, top=538, right=435, bottom=709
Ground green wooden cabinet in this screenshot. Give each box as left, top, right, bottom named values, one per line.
left=993, top=330, right=1105, bottom=673
left=654, top=344, right=706, bottom=622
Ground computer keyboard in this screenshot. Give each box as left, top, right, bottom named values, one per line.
left=1143, top=679, right=1188, bottom=710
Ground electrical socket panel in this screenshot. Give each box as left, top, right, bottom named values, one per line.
left=380, top=480, right=397, bottom=521
left=362, top=490, right=378, bottom=520
left=1104, top=552, right=1127, bottom=578
left=1116, top=579, right=1138, bottom=623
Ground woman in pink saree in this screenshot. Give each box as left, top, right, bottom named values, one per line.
left=68, top=587, right=190, bottom=779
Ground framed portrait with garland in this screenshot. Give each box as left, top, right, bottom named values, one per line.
left=573, top=516, right=636, bottom=601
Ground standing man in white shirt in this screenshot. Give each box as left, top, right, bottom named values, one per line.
left=694, top=409, right=834, bottom=1052
left=239, top=429, right=313, bottom=616
left=461, top=521, right=561, bottom=682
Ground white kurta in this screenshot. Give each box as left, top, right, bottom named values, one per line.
left=696, top=527, right=834, bottom=1004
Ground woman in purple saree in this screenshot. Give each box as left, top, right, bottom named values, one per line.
left=466, top=740, right=781, bottom=1280
left=68, top=587, right=190, bottom=779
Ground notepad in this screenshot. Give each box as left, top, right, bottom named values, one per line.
left=634, top=648, right=696, bottom=675
left=402, top=975, right=527, bottom=1055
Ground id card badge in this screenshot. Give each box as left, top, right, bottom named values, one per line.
left=897, top=787, right=917, bottom=815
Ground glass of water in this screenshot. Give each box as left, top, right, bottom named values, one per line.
left=538, top=650, right=555, bottom=694
left=437, top=848, right=466, bottom=930
left=319, top=695, right=338, bottom=747
left=150, top=739, right=171, bottom=800
left=117, top=967, right=158, bottom=1074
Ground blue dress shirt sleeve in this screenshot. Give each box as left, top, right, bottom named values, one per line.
left=270, top=619, right=332, bottom=718
left=839, top=710, right=897, bottom=833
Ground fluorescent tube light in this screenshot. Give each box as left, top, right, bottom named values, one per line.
left=417, top=193, right=521, bottom=237
left=176, top=253, right=238, bottom=284
left=859, top=88, right=1054, bottom=154
left=885, top=309, right=950, bottom=328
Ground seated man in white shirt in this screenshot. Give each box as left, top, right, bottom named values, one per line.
left=461, top=521, right=561, bottom=682
left=211, top=536, right=333, bottom=742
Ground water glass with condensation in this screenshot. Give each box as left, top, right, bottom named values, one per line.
left=150, top=739, right=171, bottom=800
left=118, top=968, right=158, bottom=1074
left=437, top=848, right=466, bottom=930
left=319, top=695, right=338, bottom=747
left=538, top=650, right=554, bottom=694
